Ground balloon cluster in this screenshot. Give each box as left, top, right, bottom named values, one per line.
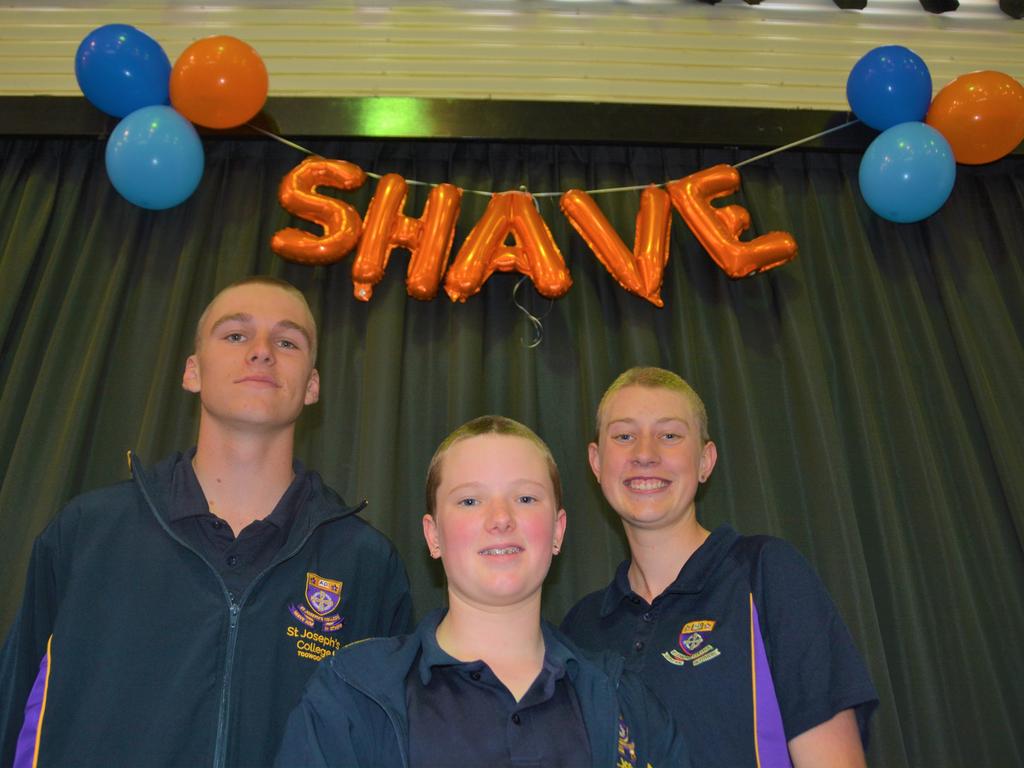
left=847, top=46, right=1024, bottom=224
left=76, top=25, right=269, bottom=210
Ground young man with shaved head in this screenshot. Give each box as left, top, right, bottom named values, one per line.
left=562, top=366, right=877, bottom=768
left=0, top=277, right=413, bottom=768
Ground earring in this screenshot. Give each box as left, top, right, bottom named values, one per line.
left=553, top=543, right=561, bottom=555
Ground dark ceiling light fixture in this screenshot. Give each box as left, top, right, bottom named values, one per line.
left=999, top=0, right=1023, bottom=16
left=918, top=0, right=960, bottom=11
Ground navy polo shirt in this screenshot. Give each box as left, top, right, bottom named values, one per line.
left=561, top=524, right=878, bottom=768
left=168, top=450, right=310, bottom=601
left=406, top=614, right=592, bottom=768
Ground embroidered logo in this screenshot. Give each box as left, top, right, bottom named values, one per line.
left=661, top=619, right=721, bottom=667
left=288, top=572, right=346, bottom=633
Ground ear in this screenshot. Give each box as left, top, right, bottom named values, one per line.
left=182, top=355, right=201, bottom=394
left=304, top=368, right=321, bottom=405
left=553, top=508, right=567, bottom=553
left=699, top=440, right=718, bottom=483
left=587, top=442, right=602, bottom=482
left=422, top=513, right=441, bottom=558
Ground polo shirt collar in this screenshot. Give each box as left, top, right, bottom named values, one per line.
left=167, top=447, right=308, bottom=529
left=415, top=608, right=578, bottom=686
left=599, top=523, right=740, bottom=616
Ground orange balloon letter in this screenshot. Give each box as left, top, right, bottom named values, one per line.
left=560, top=186, right=670, bottom=307
left=353, top=174, right=463, bottom=301
left=271, top=157, right=367, bottom=266
left=666, top=165, right=796, bottom=278
left=444, top=192, right=572, bottom=303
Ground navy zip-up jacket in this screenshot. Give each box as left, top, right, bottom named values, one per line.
left=276, top=609, right=690, bottom=767
left=0, top=452, right=413, bottom=768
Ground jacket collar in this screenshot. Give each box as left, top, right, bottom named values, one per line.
left=128, top=449, right=365, bottom=552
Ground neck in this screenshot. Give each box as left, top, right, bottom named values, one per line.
left=624, top=513, right=710, bottom=604
left=436, top=593, right=546, bottom=702
left=192, top=420, right=297, bottom=536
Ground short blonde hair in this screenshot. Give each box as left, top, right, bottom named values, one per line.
left=595, top=366, right=709, bottom=443
left=425, top=415, right=562, bottom=517
left=194, top=276, right=317, bottom=363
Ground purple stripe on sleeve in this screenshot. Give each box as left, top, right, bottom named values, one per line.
left=13, top=649, right=50, bottom=768
left=751, top=599, right=793, bottom=768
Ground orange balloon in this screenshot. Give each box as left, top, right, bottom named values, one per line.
left=666, top=164, right=796, bottom=279
left=560, top=186, right=670, bottom=307
left=444, top=192, right=571, bottom=302
left=271, top=157, right=366, bottom=266
left=926, top=71, right=1024, bottom=165
left=170, top=35, right=269, bottom=128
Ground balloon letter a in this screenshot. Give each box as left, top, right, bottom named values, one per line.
left=444, top=192, right=572, bottom=302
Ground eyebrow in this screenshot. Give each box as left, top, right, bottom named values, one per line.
left=606, top=416, right=689, bottom=429
left=209, top=313, right=314, bottom=349
left=446, top=479, right=548, bottom=494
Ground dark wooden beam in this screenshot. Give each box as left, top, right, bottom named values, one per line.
left=1, top=95, right=1019, bottom=157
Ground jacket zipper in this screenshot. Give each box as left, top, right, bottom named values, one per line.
left=132, top=454, right=365, bottom=768
left=337, top=670, right=410, bottom=767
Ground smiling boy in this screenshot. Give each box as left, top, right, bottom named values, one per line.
left=0, top=277, right=412, bottom=768
left=277, top=415, right=687, bottom=768
left=561, top=367, right=878, bottom=768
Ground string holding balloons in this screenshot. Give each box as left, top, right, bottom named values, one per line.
left=75, top=24, right=269, bottom=210
left=847, top=45, right=1024, bottom=223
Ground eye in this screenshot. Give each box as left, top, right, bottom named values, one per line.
left=611, top=433, right=635, bottom=443
left=661, top=432, right=681, bottom=441
left=224, top=332, right=245, bottom=343
left=277, top=338, right=299, bottom=350
left=516, top=495, right=538, bottom=505
left=456, top=497, right=479, bottom=508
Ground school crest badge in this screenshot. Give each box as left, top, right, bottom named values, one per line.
left=288, top=572, right=346, bottom=633
left=661, top=619, right=721, bottom=667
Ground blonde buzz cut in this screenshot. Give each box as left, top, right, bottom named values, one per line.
left=594, top=366, right=710, bottom=443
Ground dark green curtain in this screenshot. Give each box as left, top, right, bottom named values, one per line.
left=1, top=135, right=1022, bottom=767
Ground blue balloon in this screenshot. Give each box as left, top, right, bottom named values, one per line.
left=105, top=106, right=204, bottom=210
left=846, top=46, right=932, bottom=131
left=858, top=122, right=956, bottom=224
left=75, top=24, right=171, bottom=117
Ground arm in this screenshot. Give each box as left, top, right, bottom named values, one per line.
left=788, top=708, right=866, bottom=768
left=0, top=533, right=59, bottom=767
left=753, top=540, right=878, bottom=752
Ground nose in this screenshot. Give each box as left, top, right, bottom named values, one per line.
left=247, top=334, right=275, bottom=365
left=630, top=433, right=658, bottom=465
left=485, top=498, right=515, bottom=532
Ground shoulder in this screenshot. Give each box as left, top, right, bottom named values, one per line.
left=726, top=533, right=821, bottom=586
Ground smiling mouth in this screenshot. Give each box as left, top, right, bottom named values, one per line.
left=479, top=546, right=524, bottom=556
left=625, top=478, right=670, bottom=491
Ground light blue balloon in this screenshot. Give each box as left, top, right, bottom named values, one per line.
left=105, top=106, right=204, bottom=210
left=846, top=46, right=932, bottom=131
left=75, top=24, right=171, bottom=118
left=858, top=122, right=956, bottom=224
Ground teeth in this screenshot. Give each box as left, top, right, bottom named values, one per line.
left=626, top=479, right=668, bottom=491
left=480, top=547, right=523, bottom=555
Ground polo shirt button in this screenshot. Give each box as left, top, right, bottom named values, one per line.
left=211, top=520, right=223, bottom=529
left=642, top=612, right=652, bottom=622
left=634, top=641, right=645, bottom=652
left=470, top=671, right=481, bottom=681
left=226, top=555, right=238, bottom=567
left=511, top=714, right=521, bottom=725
